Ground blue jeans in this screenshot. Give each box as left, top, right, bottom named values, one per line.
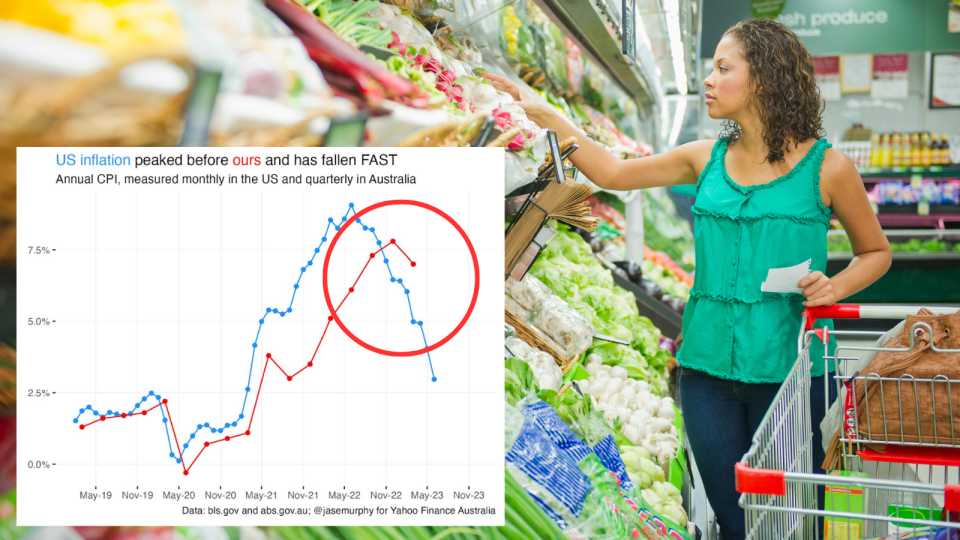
left=679, top=367, right=837, bottom=540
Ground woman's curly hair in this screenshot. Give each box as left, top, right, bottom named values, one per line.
left=720, top=19, right=825, bottom=164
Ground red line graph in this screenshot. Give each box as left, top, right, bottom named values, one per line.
left=79, top=241, right=413, bottom=476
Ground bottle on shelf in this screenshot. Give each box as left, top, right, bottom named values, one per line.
left=942, top=133, right=952, bottom=165
left=869, top=134, right=881, bottom=167
left=880, top=134, right=892, bottom=167
left=931, top=133, right=942, bottom=165
left=891, top=133, right=903, bottom=167
left=911, top=132, right=922, bottom=166
left=921, top=133, right=933, bottom=166
left=902, top=133, right=913, bottom=167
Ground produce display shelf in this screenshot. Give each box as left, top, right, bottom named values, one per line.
left=610, top=272, right=683, bottom=340
left=826, top=251, right=960, bottom=306
left=532, top=0, right=659, bottom=109
left=859, top=165, right=960, bottom=179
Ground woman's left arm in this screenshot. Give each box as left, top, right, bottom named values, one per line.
left=799, top=149, right=892, bottom=307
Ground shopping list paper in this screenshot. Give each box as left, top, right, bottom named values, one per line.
left=760, top=259, right=812, bottom=294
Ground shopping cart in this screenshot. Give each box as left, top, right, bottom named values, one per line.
left=735, top=304, right=960, bottom=539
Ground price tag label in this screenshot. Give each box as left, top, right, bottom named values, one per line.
left=931, top=166, right=943, bottom=172
left=911, top=166, right=923, bottom=173
left=918, top=201, right=930, bottom=216
left=911, top=174, right=923, bottom=188
left=892, top=167, right=905, bottom=173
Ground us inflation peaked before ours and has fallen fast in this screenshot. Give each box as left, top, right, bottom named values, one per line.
left=72, top=202, right=435, bottom=476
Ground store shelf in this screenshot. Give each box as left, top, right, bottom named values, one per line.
left=610, top=272, right=683, bottom=339
left=533, top=0, right=659, bottom=109
left=859, top=165, right=960, bottom=179
left=875, top=213, right=960, bottom=228
left=826, top=251, right=960, bottom=305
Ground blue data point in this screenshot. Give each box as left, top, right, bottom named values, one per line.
left=224, top=422, right=230, bottom=427
left=411, top=319, right=416, bottom=325
left=280, top=312, right=286, bottom=317
left=301, top=267, right=306, bottom=272
left=307, top=261, right=313, bottom=266
left=377, top=240, right=382, bottom=246
left=418, top=321, right=423, bottom=326
left=349, top=203, right=354, bottom=207
left=204, top=423, right=210, bottom=427
left=328, top=218, right=334, bottom=223
left=363, top=226, right=369, bottom=231
left=176, top=458, right=182, bottom=464
left=218, top=429, right=223, bottom=434
left=294, top=284, right=299, bottom=289
left=79, top=408, right=84, bottom=413
left=245, top=387, right=250, bottom=392
left=184, top=443, right=189, bottom=449
left=141, top=397, right=147, bottom=402
left=86, top=405, right=92, bottom=409
left=107, top=410, right=113, bottom=415
left=370, top=227, right=375, bottom=232
left=190, top=434, right=195, bottom=439
left=315, top=247, right=320, bottom=253
left=163, top=418, right=168, bottom=423
left=252, top=343, right=257, bottom=348
left=93, top=411, right=99, bottom=416
left=287, top=308, right=292, bottom=313
left=432, top=377, right=437, bottom=382
left=405, top=289, right=410, bottom=294
left=398, top=279, right=403, bottom=284
left=239, top=414, right=244, bottom=419
left=197, top=424, right=202, bottom=429
left=135, top=403, right=140, bottom=408
left=73, top=418, right=78, bottom=423
left=211, top=428, right=216, bottom=434
left=169, top=452, right=175, bottom=458
left=232, top=422, right=237, bottom=427
left=148, top=391, right=154, bottom=396
left=273, top=309, right=279, bottom=313
left=335, top=226, right=340, bottom=231
left=259, top=319, right=264, bottom=324
left=383, top=258, right=389, bottom=264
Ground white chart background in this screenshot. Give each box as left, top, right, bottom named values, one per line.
left=16, top=148, right=505, bottom=526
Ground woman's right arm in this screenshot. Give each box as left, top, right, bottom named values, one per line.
left=484, top=73, right=712, bottom=191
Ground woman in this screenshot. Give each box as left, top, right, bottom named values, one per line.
left=488, top=19, right=891, bottom=539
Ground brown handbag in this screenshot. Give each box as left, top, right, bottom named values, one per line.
left=823, top=308, right=960, bottom=470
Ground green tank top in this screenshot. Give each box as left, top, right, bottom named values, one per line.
left=676, top=137, right=837, bottom=383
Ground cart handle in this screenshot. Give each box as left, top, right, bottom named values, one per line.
left=803, top=304, right=960, bottom=331
left=735, top=462, right=785, bottom=496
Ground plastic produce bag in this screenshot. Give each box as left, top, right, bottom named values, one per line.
left=518, top=395, right=593, bottom=463
left=533, top=295, right=596, bottom=358
left=506, top=336, right=562, bottom=391
left=505, top=274, right=551, bottom=311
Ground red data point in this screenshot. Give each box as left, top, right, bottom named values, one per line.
left=348, top=287, right=354, bottom=293
left=225, top=436, right=231, bottom=442
left=369, top=253, right=375, bottom=258
left=204, top=442, right=209, bottom=447
left=142, top=411, right=147, bottom=416
left=245, top=430, right=251, bottom=436
left=266, top=353, right=272, bottom=359
left=411, top=262, right=416, bottom=267
left=287, top=376, right=292, bottom=381
left=183, top=471, right=189, bottom=476
left=100, top=416, right=106, bottom=421
left=308, top=362, right=313, bottom=367
left=390, top=239, right=395, bottom=243
left=121, top=413, right=127, bottom=418
left=79, top=425, right=85, bottom=430
left=328, top=316, right=333, bottom=321
left=162, top=399, right=168, bottom=404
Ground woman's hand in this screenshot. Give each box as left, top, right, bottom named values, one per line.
left=482, top=73, right=550, bottom=124
left=799, top=271, right=837, bottom=307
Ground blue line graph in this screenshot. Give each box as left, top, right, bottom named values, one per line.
left=71, top=203, right=434, bottom=466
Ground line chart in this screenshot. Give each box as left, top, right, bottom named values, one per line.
left=70, top=204, right=426, bottom=475
left=16, top=147, right=504, bottom=527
